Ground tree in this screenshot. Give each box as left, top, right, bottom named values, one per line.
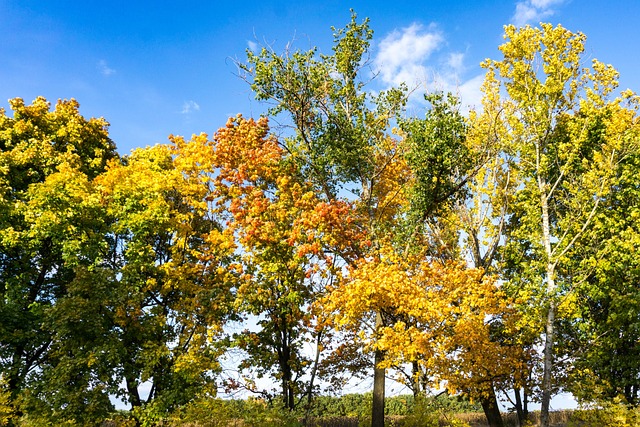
left=568, top=96, right=640, bottom=405
left=0, top=97, right=117, bottom=422
left=209, top=115, right=348, bottom=411
left=482, top=23, right=633, bottom=427
left=95, top=134, right=236, bottom=422
left=239, top=12, right=408, bottom=426
left=459, top=76, right=534, bottom=427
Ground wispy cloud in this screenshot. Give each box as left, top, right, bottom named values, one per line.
left=97, top=59, right=116, bottom=76
left=181, top=100, right=200, bottom=114
left=247, top=40, right=258, bottom=52
left=373, top=24, right=483, bottom=112
left=446, top=52, right=465, bottom=74
left=512, top=0, right=565, bottom=27
left=457, top=74, right=485, bottom=113
left=374, top=23, right=444, bottom=88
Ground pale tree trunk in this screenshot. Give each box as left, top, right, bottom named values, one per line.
left=540, top=294, right=556, bottom=427
left=539, top=175, right=556, bottom=427
left=372, top=312, right=385, bottom=427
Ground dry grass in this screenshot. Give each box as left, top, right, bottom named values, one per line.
left=305, top=410, right=575, bottom=427
left=100, top=410, right=576, bottom=427
left=451, top=410, right=573, bottom=427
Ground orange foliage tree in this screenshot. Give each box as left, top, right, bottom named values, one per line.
left=208, top=115, right=361, bottom=410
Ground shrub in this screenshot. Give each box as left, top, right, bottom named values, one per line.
left=395, top=397, right=471, bottom=427
left=172, top=397, right=301, bottom=427
left=0, top=378, right=13, bottom=426
left=569, top=399, right=640, bottom=427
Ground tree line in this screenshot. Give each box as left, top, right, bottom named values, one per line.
left=1, top=13, right=640, bottom=427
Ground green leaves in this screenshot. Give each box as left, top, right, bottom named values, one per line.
left=0, top=97, right=117, bottom=423
left=402, top=92, right=472, bottom=222
left=240, top=12, right=407, bottom=198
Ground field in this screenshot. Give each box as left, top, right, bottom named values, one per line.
left=98, top=410, right=578, bottom=427
left=304, top=411, right=574, bottom=427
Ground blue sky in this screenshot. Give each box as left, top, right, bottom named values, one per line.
left=2, top=0, right=640, bottom=155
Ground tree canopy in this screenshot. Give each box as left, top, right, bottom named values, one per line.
left=2, top=16, right=640, bottom=427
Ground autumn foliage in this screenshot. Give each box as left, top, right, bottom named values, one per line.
left=2, top=15, right=640, bottom=427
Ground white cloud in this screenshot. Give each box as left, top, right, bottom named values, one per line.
left=512, top=0, right=564, bottom=27
left=247, top=40, right=258, bottom=52
left=374, top=23, right=444, bottom=87
left=373, top=25, right=484, bottom=115
left=457, top=74, right=485, bottom=113
left=97, top=60, right=115, bottom=76
left=446, top=52, right=465, bottom=74
left=181, top=100, right=200, bottom=114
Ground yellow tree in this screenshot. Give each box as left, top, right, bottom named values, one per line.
left=482, top=23, right=637, bottom=427
left=458, top=77, right=532, bottom=426
left=324, top=241, right=526, bottom=415
left=0, top=97, right=117, bottom=423
left=95, top=133, right=236, bottom=420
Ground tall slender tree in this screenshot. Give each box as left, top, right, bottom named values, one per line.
left=482, top=23, right=634, bottom=427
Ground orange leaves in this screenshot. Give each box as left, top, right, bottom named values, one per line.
left=210, top=115, right=361, bottom=263
left=211, top=115, right=283, bottom=190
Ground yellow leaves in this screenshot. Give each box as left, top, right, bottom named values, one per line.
left=322, top=240, right=524, bottom=396
left=485, top=23, right=598, bottom=141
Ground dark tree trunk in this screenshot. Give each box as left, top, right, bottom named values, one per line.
left=411, top=361, right=421, bottom=398
left=303, top=331, right=323, bottom=426
left=125, top=375, right=141, bottom=408
left=372, top=312, right=385, bottom=427
left=480, top=384, right=504, bottom=427
left=280, top=344, right=295, bottom=409
left=277, top=323, right=296, bottom=410
left=514, top=387, right=527, bottom=427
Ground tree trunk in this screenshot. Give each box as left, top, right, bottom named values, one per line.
left=411, top=361, right=421, bottom=398
left=372, top=312, right=385, bottom=427
left=303, top=331, right=323, bottom=426
left=514, top=387, right=530, bottom=427
left=539, top=177, right=556, bottom=427
left=281, top=349, right=295, bottom=410
left=480, top=384, right=504, bottom=427
left=125, top=375, right=141, bottom=408
left=540, top=296, right=556, bottom=427
left=514, top=387, right=523, bottom=426
left=278, top=324, right=296, bottom=410
left=125, top=375, right=142, bottom=427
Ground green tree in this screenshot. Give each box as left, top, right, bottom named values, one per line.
left=483, top=24, right=635, bottom=427
left=569, top=98, right=640, bottom=405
